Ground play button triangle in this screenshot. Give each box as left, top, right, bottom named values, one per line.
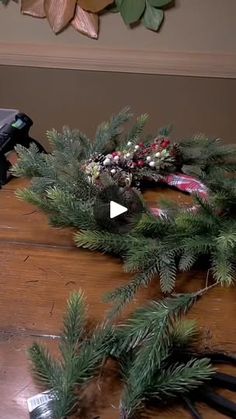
left=110, top=200, right=128, bottom=219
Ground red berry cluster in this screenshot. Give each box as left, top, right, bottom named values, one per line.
left=129, top=137, right=172, bottom=169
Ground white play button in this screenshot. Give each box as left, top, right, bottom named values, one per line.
left=110, top=200, right=128, bottom=219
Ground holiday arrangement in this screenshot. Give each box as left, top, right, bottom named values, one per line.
left=12, top=108, right=236, bottom=417
left=0, top=0, right=173, bottom=39
left=13, top=108, right=236, bottom=313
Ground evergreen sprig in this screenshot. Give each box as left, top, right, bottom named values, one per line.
left=29, top=292, right=215, bottom=419
left=29, top=344, right=61, bottom=388
left=93, top=106, right=132, bottom=154
left=115, top=293, right=214, bottom=418
left=29, top=292, right=113, bottom=418
left=113, top=293, right=198, bottom=355
left=148, top=357, right=213, bottom=399
left=75, top=229, right=134, bottom=255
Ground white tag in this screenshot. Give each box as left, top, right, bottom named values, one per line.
left=27, top=390, right=55, bottom=413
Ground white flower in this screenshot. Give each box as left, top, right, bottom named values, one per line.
left=146, top=156, right=152, bottom=162
left=155, top=152, right=161, bottom=158
left=103, top=158, right=111, bottom=166
left=149, top=161, right=156, bottom=168
left=134, top=145, right=140, bottom=151
left=127, top=141, right=132, bottom=146
left=111, top=168, right=116, bottom=175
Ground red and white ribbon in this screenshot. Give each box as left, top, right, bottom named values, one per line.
left=150, top=173, right=208, bottom=217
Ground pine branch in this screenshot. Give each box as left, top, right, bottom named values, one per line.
left=29, top=177, right=56, bottom=195
left=105, top=268, right=158, bottom=319
left=75, top=230, right=135, bottom=255
left=46, top=127, right=92, bottom=159
left=52, top=368, right=79, bottom=418
left=29, top=343, right=61, bottom=388
left=124, top=239, right=160, bottom=273
left=179, top=253, right=197, bottom=272
left=12, top=143, right=47, bottom=178
left=124, top=240, right=178, bottom=293
left=171, top=320, right=199, bottom=349
left=148, top=358, right=214, bottom=399
left=182, top=164, right=204, bottom=178
left=16, top=188, right=55, bottom=214
left=17, top=187, right=96, bottom=230
left=29, top=292, right=113, bottom=418
left=159, top=250, right=177, bottom=293
left=74, top=323, right=114, bottom=385
left=120, top=294, right=199, bottom=417
left=114, top=294, right=197, bottom=356
left=45, top=187, right=96, bottom=229
left=158, top=125, right=173, bottom=137
left=122, top=113, right=149, bottom=146
left=121, top=358, right=214, bottom=419
left=55, top=324, right=113, bottom=418
left=194, top=195, right=220, bottom=223
left=28, top=291, right=214, bottom=419
left=211, top=251, right=235, bottom=286
left=180, top=136, right=236, bottom=179
left=182, top=235, right=214, bottom=255
left=212, top=189, right=236, bottom=213
left=134, top=213, right=172, bottom=237
left=106, top=236, right=188, bottom=316
left=92, top=107, right=132, bottom=154
left=207, top=144, right=236, bottom=161
left=61, top=292, right=87, bottom=351
left=216, top=231, right=236, bottom=252
left=49, top=212, right=95, bottom=230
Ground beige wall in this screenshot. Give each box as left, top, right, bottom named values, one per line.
left=0, top=0, right=236, bottom=54
left=0, top=65, right=235, bottom=148
left=0, top=1, right=235, bottom=146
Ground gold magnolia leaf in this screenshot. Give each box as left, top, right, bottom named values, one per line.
left=77, top=0, right=113, bottom=13
left=44, top=0, right=77, bottom=33
left=21, top=0, right=46, bottom=18
left=71, top=4, right=99, bottom=39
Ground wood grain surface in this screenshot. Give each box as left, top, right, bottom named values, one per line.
left=0, top=178, right=235, bottom=419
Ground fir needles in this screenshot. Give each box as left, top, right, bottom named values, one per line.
left=29, top=292, right=214, bottom=419
left=29, top=292, right=113, bottom=418
left=12, top=109, right=236, bottom=310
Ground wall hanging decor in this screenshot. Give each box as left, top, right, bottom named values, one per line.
left=0, top=0, right=174, bottom=39
left=0, top=0, right=16, bottom=4
left=12, top=108, right=236, bottom=317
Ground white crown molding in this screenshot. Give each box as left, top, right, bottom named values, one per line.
left=0, top=42, right=236, bottom=78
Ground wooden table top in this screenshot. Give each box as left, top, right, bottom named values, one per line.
left=0, top=177, right=235, bottom=419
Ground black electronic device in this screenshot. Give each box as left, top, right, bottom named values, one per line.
left=0, top=112, right=46, bottom=186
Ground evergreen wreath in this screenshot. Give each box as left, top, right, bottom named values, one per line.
left=12, top=107, right=236, bottom=316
